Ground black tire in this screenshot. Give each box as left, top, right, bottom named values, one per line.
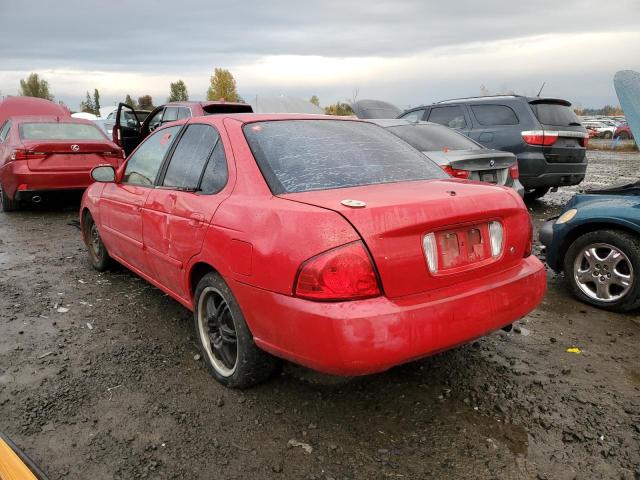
left=523, top=187, right=550, bottom=201
left=0, top=183, right=20, bottom=212
left=603, top=131, right=613, bottom=139
left=193, top=272, right=281, bottom=388
left=83, top=212, right=113, bottom=271
left=563, top=230, right=640, bottom=312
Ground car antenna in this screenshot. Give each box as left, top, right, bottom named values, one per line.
left=537, top=82, right=546, bottom=97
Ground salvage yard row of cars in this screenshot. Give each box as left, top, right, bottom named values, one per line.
left=0, top=94, right=638, bottom=390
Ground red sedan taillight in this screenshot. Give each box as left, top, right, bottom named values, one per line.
left=441, top=165, right=471, bottom=179
left=102, top=150, right=125, bottom=159
left=10, top=149, right=45, bottom=161
left=579, top=136, right=589, bottom=148
left=521, top=130, right=558, bottom=146
left=294, top=241, right=381, bottom=301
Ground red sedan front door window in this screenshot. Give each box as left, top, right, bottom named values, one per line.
left=100, top=126, right=180, bottom=273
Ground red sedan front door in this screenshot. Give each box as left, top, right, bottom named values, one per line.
left=100, top=125, right=181, bottom=273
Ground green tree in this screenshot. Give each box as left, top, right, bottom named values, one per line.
left=124, top=94, right=136, bottom=107
left=309, top=95, right=320, bottom=107
left=324, top=102, right=354, bottom=116
left=137, top=95, right=154, bottom=110
left=168, top=80, right=189, bottom=102
left=19, top=73, right=53, bottom=100
left=93, top=89, right=101, bottom=113
left=206, top=68, right=239, bottom=102
left=80, top=91, right=95, bottom=114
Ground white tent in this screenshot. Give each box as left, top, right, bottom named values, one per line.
left=71, top=112, right=98, bottom=120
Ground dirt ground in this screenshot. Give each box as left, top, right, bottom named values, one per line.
left=1, top=150, right=639, bottom=480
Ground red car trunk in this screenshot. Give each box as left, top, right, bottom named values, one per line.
left=20, top=140, right=120, bottom=172
left=282, top=179, right=530, bottom=298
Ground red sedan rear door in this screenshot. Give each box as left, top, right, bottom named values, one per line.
left=143, top=122, right=232, bottom=299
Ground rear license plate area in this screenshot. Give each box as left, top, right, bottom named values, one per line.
left=479, top=171, right=497, bottom=183
left=435, top=223, right=491, bottom=271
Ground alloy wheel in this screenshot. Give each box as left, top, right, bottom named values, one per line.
left=197, top=287, right=238, bottom=376
left=573, top=243, right=634, bottom=302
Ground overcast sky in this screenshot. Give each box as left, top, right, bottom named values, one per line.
left=1, top=0, right=638, bottom=111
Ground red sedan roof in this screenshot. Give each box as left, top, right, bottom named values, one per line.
left=0, top=97, right=70, bottom=124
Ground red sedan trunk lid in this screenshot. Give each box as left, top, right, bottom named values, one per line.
left=21, top=140, right=120, bottom=171
left=281, top=179, right=531, bottom=298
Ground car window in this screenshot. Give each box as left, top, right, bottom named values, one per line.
left=200, top=139, right=228, bottom=194
left=427, top=106, right=467, bottom=129
left=243, top=120, right=447, bottom=194
left=147, top=109, right=164, bottom=131
left=162, top=107, right=179, bottom=123
left=0, top=121, right=11, bottom=142
left=19, top=123, right=106, bottom=140
left=530, top=102, right=581, bottom=127
left=177, top=107, right=191, bottom=120
left=122, top=126, right=181, bottom=186
left=387, top=124, right=481, bottom=151
left=470, top=105, right=519, bottom=126
left=162, top=124, right=219, bottom=190
left=400, top=109, right=425, bottom=122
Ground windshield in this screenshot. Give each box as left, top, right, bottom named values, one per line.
left=243, top=120, right=447, bottom=194
left=386, top=123, right=481, bottom=152
left=19, top=122, right=106, bottom=140
left=530, top=102, right=580, bottom=127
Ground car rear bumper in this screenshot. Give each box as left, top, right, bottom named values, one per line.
left=0, top=161, right=93, bottom=199
left=516, top=152, right=587, bottom=189
left=232, top=256, right=546, bottom=376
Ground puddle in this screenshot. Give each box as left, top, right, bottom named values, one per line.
left=625, top=368, right=640, bottom=385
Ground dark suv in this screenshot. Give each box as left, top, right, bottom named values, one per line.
left=399, top=95, right=588, bottom=199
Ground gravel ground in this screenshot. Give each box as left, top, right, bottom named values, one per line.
left=1, top=150, right=639, bottom=480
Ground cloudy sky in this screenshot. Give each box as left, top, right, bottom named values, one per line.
left=0, top=0, right=638, bottom=111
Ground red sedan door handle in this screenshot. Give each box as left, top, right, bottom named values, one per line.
left=189, top=213, right=205, bottom=227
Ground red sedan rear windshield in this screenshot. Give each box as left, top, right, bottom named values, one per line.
left=243, top=120, right=446, bottom=194
left=19, top=123, right=106, bottom=140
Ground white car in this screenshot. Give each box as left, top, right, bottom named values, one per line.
left=581, top=121, right=616, bottom=139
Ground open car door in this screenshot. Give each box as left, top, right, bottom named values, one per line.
left=113, top=102, right=142, bottom=156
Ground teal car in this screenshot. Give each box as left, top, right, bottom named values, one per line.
left=540, top=182, right=640, bottom=312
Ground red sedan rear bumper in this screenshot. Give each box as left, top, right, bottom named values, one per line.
left=232, top=256, right=546, bottom=376
left=0, top=161, right=94, bottom=199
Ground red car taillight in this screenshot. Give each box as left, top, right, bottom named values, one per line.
left=580, top=136, right=589, bottom=147
left=102, top=150, right=124, bottom=159
left=441, top=165, right=471, bottom=179
left=294, top=241, right=381, bottom=301
left=10, top=149, right=45, bottom=161
left=521, top=130, right=558, bottom=146
left=509, top=163, right=519, bottom=180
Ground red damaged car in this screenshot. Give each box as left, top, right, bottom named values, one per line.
left=80, top=114, right=546, bottom=388
left=0, top=116, right=123, bottom=211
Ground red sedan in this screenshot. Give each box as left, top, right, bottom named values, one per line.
left=80, top=114, right=546, bottom=388
left=0, top=116, right=123, bottom=211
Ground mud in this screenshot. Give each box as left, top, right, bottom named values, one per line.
left=1, top=150, right=639, bottom=479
